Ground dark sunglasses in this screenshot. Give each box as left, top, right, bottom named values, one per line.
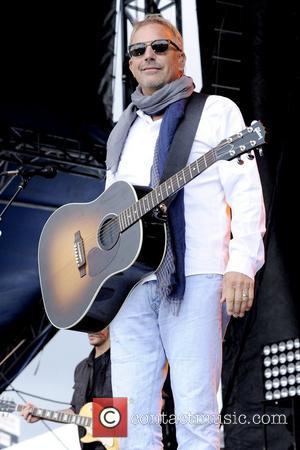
left=128, top=39, right=181, bottom=58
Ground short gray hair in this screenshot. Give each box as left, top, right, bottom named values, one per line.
left=130, top=14, right=183, bottom=50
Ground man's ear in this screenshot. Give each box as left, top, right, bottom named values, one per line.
left=129, top=58, right=134, bottom=76
left=178, top=52, right=186, bottom=75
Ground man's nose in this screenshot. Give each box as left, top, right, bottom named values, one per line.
left=143, top=44, right=156, bottom=59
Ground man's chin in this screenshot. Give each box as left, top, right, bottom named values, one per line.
left=141, top=81, right=167, bottom=95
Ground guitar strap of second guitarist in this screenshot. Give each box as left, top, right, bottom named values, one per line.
left=161, top=91, right=208, bottom=208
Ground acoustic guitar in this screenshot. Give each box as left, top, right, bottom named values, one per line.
left=38, top=121, right=265, bottom=331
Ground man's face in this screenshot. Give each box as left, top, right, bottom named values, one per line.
left=88, top=328, right=109, bottom=346
left=129, top=23, right=185, bottom=96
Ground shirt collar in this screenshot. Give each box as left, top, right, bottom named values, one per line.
left=136, top=109, right=162, bottom=125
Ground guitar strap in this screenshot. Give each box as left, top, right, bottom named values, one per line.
left=161, top=91, right=208, bottom=208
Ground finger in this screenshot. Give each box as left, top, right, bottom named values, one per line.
left=23, top=405, right=34, bottom=421
left=239, top=298, right=248, bottom=315
left=21, top=407, right=29, bottom=419
left=233, top=286, right=243, bottom=316
left=225, top=289, right=235, bottom=315
left=246, top=284, right=255, bottom=310
left=221, top=280, right=233, bottom=313
left=237, top=288, right=250, bottom=318
left=239, top=289, right=249, bottom=315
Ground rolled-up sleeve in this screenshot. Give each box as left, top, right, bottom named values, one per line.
left=216, top=100, right=266, bottom=279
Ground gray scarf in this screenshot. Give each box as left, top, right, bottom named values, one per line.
left=106, top=75, right=195, bottom=173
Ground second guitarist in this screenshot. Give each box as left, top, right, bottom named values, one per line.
left=21, top=328, right=111, bottom=450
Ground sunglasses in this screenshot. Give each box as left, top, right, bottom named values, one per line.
left=128, top=39, right=181, bottom=58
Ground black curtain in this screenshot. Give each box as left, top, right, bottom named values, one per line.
left=222, top=1, right=300, bottom=448
left=0, top=1, right=116, bottom=137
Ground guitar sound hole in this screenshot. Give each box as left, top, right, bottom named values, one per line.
left=98, top=214, right=120, bottom=250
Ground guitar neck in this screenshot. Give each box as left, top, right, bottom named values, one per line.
left=15, top=404, right=92, bottom=428
left=110, top=120, right=265, bottom=234
left=118, top=147, right=217, bottom=231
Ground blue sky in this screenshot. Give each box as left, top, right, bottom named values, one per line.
left=6, top=330, right=89, bottom=443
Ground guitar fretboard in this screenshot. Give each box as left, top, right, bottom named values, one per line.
left=15, top=404, right=92, bottom=427
left=118, top=147, right=217, bottom=231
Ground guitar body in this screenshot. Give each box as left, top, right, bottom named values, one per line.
left=79, top=402, right=118, bottom=449
left=38, top=180, right=166, bottom=331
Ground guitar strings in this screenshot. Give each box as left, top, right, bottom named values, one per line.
left=97, top=132, right=252, bottom=242
left=97, top=143, right=228, bottom=241
left=97, top=147, right=217, bottom=239
left=105, top=126, right=258, bottom=246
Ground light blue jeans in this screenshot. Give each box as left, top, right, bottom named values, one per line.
left=110, top=274, right=227, bottom=450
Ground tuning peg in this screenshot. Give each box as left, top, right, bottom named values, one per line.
left=247, top=152, right=254, bottom=160
left=237, top=157, right=244, bottom=165
left=257, top=146, right=264, bottom=157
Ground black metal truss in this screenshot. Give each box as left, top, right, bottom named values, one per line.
left=212, top=0, right=245, bottom=101
left=0, top=126, right=107, bottom=196
left=197, top=0, right=246, bottom=105
left=123, top=0, right=182, bottom=30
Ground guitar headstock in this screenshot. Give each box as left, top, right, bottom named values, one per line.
left=0, top=398, right=16, bottom=414
left=216, top=120, right=266, bottom=162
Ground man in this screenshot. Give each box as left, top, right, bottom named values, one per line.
left=106, top=14, right=265, bottom=450
left=21, top=328, right=111, bottom=450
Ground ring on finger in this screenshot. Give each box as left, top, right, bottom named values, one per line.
left=242, top=292, right=249, bottom=301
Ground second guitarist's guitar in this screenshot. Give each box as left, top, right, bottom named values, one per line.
left=0, top=399, right=118, bottom=449
left=38, top=121, right=265, bottom=331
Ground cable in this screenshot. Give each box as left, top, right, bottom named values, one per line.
left=5, top=387, right=70, bottom=406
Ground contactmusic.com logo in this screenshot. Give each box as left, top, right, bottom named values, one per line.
left=93, top=398, right=128, bottom=437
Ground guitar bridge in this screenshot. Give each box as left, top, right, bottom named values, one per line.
left=74, top=231, right=86, bottom=277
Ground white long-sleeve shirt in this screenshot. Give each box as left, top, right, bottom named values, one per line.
left=106, top=95, right=266, bottom=279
